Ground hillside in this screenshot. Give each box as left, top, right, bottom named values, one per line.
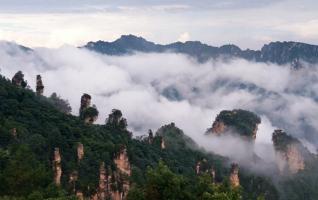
left=0, top=73, right=280, bottom=199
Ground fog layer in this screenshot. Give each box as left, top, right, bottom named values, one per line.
left=1, top=43, right=317, bottom=160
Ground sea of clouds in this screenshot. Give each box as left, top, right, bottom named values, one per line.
left=1, top=42, right=318, bottom=167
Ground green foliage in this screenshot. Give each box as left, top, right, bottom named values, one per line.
left=81, top=106, right=99, bottom=119
left=144, top=161, right=192, bottom=200
left=0, top=73, right=297, bottom=200
left=215, top=109, right=261, bottom=137
left=48, top=93, right=72, bottom=114
left=128, top=162, right=242, bottom=200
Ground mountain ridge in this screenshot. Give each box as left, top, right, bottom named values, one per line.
left=84, top=35, right=318, bottom=68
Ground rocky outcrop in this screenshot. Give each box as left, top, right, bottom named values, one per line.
left=272, top=130, right=305, bottom=174
left=148, top=129, right=154, bottom=144
left=195, top=161, right=201, bottom=175
left=80, top=93, right=91, bottom=113
left=114, top=147, right=131, bottom=176
left=211, top=121, right=226, bottom=135
left=77, top=143, right=84, bottom=161
left=114, top=146, right=131, bottom=199
left=36, top=75, right=44, bottom=95
left=229, top=163, right=240, bottom=188
left=106, top=109, right=127, bottom=130
left=53, top=148, right=62, bottom=186
left=79, top=94, right=98, bottom=124
left=69, top=171, right=78, bottom=193
left=160, top=137, right=166, bottom=149
left=208, top=109, right=261, bottom=140
left=12, top=71, right=27, bottom=88
left=195, top=159, right=216, bottom=181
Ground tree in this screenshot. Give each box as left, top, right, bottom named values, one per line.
left=144, top=161, right=192, bottom=200
left=48, top=93, right=72, bottom=114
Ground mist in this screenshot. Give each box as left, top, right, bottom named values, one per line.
left=1, top=42, right=318, bottom=166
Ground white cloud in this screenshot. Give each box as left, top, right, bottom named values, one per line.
left=0, top=44, right=318, bottom=168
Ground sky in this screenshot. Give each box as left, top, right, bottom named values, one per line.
left=0, top=0, right=318, bottom=48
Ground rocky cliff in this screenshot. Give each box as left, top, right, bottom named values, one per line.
left=36, top=74, right=44, bottom=95
left=53, top=148, right=62, bottom=186
left=229, top=163, right=240, bottom=188
left=79, top=94, right=99, bottom=124
left=272, top=130, right=306, bottom=174
left=208, top=109, right=261, bottom=140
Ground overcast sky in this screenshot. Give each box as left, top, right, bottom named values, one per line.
left=0, top=0, right=318, bottom=48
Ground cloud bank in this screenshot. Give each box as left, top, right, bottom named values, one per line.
left=0, top=43, right=318, bottom=162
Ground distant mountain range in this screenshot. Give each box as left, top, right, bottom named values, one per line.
left=84, top=35, right=318, bottom=68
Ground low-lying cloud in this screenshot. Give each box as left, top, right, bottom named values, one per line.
left=1, top=42, right=318, bottom=162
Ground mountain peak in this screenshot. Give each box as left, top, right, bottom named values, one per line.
left=116, top=34, right=148, bottom=42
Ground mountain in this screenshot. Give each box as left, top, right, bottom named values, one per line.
left=0, top=72, right=281, bottom=199
left=0, top=41, right=32, bottom=54
left=84, top=35, right=318, bottom=68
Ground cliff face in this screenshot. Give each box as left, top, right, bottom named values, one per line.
left=229, top=163, right=240, bottom=188
left=114, top=147, right=131, bottom=176
left=91, top=147, right=131, bottom=200
left=272, top=130, right=305, bottom=174
left=211, top=121, right=226, bottom=135
left=53, top=148, right=62, bottom=186
left=114, top=147, right=131, bottom=199
left=209, top=109, right=261, bottom=140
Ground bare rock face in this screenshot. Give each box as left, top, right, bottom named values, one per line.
left=114, top=147, right=131, bottom=176
left=160, top=137, right=166, bottom=149
left=272, top=130, right=305, bottom=174
left=77, top=143, right=84, bottom=161
left=114, top=146, right=131, bottom=199
left=211, top=121, right=226, bottom=135
left=229, top=163, right=240, bottom=188
left=12, top=71, right=27, bottom=88
left=208, top=109, right=261, bottom=140
left=53, top=148, right=62, bottom=186
left=36, top=75, right=44, bottom=95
